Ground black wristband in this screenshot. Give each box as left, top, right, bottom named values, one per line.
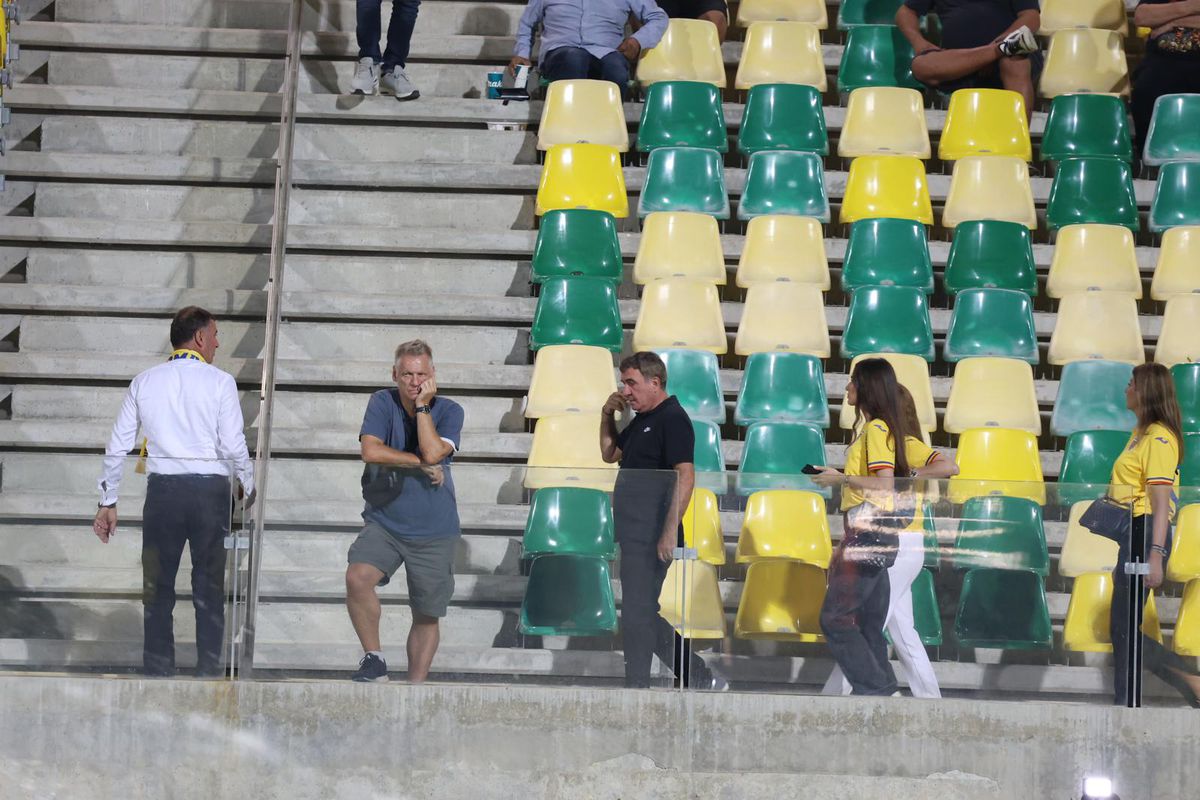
left=415, top=405, right=432, bottom=414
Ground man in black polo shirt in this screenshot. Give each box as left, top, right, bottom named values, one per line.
left=600, top=351, right=725, bottom=689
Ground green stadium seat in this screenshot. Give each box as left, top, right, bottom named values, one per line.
left=529, top=276, right=623, bottom=352
left=1046, top=157, right=1139, bottom=232
left=736, top=421, right=827, bottom=495
left=639, top=146, right=729, bottom=219
left=953, top=496, right=1049, bottom=575
left=692, top=419, right=728, bottom=492
left=954, top=568, right=1052, bottom=649
left=518, top=554, right=618, bottom=636
left=922, top=503, right=940, bottom=569
left=837, top=24, right=921, bottom=93
left=942, top=288, right=1039, bottom=364
left=1049, top=360, right=1137, bottom=437
left=738, top=83, right=828, bottom=156
left=1143, top=93, right=1200, bottom=166
left=1182, top=433, right=1200, bottom=487
left=1150, top=161, right=1200, bottom=233
left=637, top=80, right=728, bottom=153
left=738, top=150, right=830, bottom=221
left=734, top=351, right=829, bottom=427
left=841, top=217, right=934, bottom=293
left=523, top=488, right=615, bottom=559
left=1173, top=363, right=1200, bottom=434
left=841, top=286, right=935, bottom=361
left=910, top=568, right=943, bottom=646
left=530, top=209, right=622, bottom=284
left=1040, top=93, right=1132, bottom=162
left=837, top=0, right=905, bottom=28
left=943, top=220, right=1037, bottom=296
left=655, top=348, right=725, bottom=423
left=1058, top=430, right=1131, bottom=507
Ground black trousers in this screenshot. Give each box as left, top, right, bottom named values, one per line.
left=820, top=548, right=897, bottom=696
left=1131, top=50, right=1200, bottom=162
left=141, top=474, right=231, bottom=676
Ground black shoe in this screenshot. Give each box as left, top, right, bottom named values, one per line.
left=351, top=652, right=389, bottom=682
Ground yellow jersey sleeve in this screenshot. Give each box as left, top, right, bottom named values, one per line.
left=865, top=420, right=896, bottom=473
left=904, top=436, right=939, bottom=470
left=1144, top=425, right=1180, bottom=486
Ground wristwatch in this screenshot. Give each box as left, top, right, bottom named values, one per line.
left=415, top=405, right=432, bottom=415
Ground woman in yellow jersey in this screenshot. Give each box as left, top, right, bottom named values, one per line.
left=1109, top=362, right=1200, bottom=706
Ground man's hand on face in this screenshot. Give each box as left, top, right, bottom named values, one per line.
left=416, top=379, right=438, bottom=407
left=617, top=37, right=641, bottom=63
left=603, top=391, right=628, bottom=417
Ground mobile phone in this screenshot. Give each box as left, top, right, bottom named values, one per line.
left=800, top=464, right=822, bottom=475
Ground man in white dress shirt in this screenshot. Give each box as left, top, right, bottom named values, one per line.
left=93, top=306, right=255, bottom=677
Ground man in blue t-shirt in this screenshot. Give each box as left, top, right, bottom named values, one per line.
left=345, top=339, right=464, bottom=683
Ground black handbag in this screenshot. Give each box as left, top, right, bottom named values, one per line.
left=841, top=501, right=914, bottom=570
left=1079, top=496, right=1133, bottom=544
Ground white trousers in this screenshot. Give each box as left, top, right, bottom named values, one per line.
left=821, top=533, right=943, bottom=698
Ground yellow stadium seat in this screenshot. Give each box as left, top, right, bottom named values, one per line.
left=939, top=89, right=1032, bottom=161
left=639, top=19, right=728, bottom=88
left=839, top=155, right=934, bottom=225
left=634, top=211, right=726, bottom=285
left=838, top=87, right=930, bottom=158
left=525, top=414, right=618, bottom=490
left=683, top=487, right=726, bottom=565
left=941, top=155, right=1037, bottom=230
left=633, top=277, right=728, bottom=354
left=735, top=215, right=830, bottom=289
left=736, top=490, right=832, bottom=566
left=1174, top=579, right=1200, bottom=656
left=658, top=560, right=727, bottom=639
left=944, top=357, right=1041, bottom=435
left=537, top=79, right=629, bottom=152
left=1040, top=28, right=1130, bottom=98
left=736, top=0, right=828, bottom=27
left=1048, top=290, right=1144, bottom=366
left=1040, top=0, right=1127, bottom=34
left=734, top=282, right=830, bottom=357
left=1059, top=500, right=1122, bottom=577
left=1047, top=224, right=1142, bottom=299
left=840, top=353, right=936, bottom=432
left=1155, top=294, right=1200, bottom=367
left=950, top=427, right=1046, bottom=505
left=734, top=560, right=826, bottom=641
left=1167, top=504, right=1200, bottom=583
left=525, top=345, right=614, bottom=418
left=1150, top=226, right=1200, bottom=300
left=735, top=21, right=827, bottom=91
left=535, top=144, right=629, bottom=218
left=1063, top=572, right=1162, bottom=653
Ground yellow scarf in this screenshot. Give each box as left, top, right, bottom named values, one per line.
left=136, top=349, right=207, bottom=473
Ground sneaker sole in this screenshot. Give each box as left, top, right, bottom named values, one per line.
left=351, top=674, right=389, bottom=682
left=382, top=88, right=420, bottom=101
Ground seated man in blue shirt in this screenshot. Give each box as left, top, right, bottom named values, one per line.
left=508, top=0, right=669, bottom=99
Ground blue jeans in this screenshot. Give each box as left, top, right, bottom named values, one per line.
left=541, top=46, right=632, bottom=99
left=356, top=0, right=421, bottom=70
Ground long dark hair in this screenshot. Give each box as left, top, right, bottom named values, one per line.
left=1131, top=362, right=1185, bottom=460
left=851, top=358, right=911, bottom=477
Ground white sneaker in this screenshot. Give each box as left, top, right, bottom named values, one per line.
left=381, top=66, right=420, bottom=101
left=350, top=57, right=379, bottom=95
left=998, top=25, right=1039, bottom=57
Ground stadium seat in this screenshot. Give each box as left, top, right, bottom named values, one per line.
left=841, top=217, right=934, bottom=293
left=1048, top=290, right=1144, bottom=366
left=523, top=487, right=615, bottom=559
left=633, top=211, right=726, bottom=284
left=1156, top=294, right=1200, bottom=367
left=841, top=285, right=935, bottom=362
left=736, top=215, right=830, bottom=288
left=1039, top=28, right=1130, bottom=98
left=658, top=560, right=726, bottom=639
left=838, top=87, right=931, bottom=158
left=950, top=428, right=1046, bottom=505
left=525, top=414, right=618, bottom=490
left=1176, top=579, right=1200, bottom=656
left=1063, top=572, right=1163, bottom=654
left=838, top=24, right=920, bottom=92
left=738, top=150, right=830, bottom=221
left=1040, top=0, right=1127, bottom=34
left=519, top=554, right=618, bottom=636
left=1185, top=433, right=1200, bottom=493
left=1174, top=363, right=1200, bottom=434
left=737, top=421, right=827, bottom=495
left=736, top=0, right=828, bottom=27
left=1143, top=93, right=1200, bottom=166
left=1167, top=504, right=1200, bottom=583
left=1046, top=157, right=1139, bottom=232
left=954, top=568, right=1052, bottom=649
left=655, top=348, right=724, bottom=423
left=942, top=288, right=1039, bottom=364
left=1040, top=93, right=1132, bottom=162
left=908, top=569, right=944, bottom=646
left=638, top=19, right=727, bottom=87
left=683, top=487, right=726, bottom=565
left=943, top=220, right=1038, bottom=296
left=735, top=21, right=827, bottom=91
left=537, top=79, right=629, bottom=152
left=838, top=154, right=934, bottom=225
left=735, top=282, right=831, bottom=357
left=734, top=560, right=826, bottom=641
left=838, top=0, right=905, bottom=28
left=1058, top=429, right=1131, bottom=507
left=530, top=277, right=623, bottom=352
left=839, top=353, right=937, bottom=432
left=536, top=144, right=629, bottom=218
left=692, top=419, right=728, bottom=492
left=922, top=503, right=941, bottom=568
left=938, top=89, right=1032, bottom=161
left=736, top=490, right=832, bottom=565
left=1150, top=226, right=1200, bottom=300
left=943, top=357, right=1041, bottom=435
left=530, top=209, right=622, bottom=284
left=525, top=345, right=614, bottom=418
left=637, top=80, right=728, bottom=153
left=942, top=156, right=1037, bottom=230
left=1046, top=224, right=1141, bottom=299
left=952, top=495, right=1049, bottom=575
left=1059, top=500, right=1121, bottom=577
left=735, top=352, right=828, bottom=427
left=1050, top=359, right=1137, bottom=436
left=633, top=278, right=727, bottom=354
left=738, top=83, right=828, bottom=156
left=1149, top=161, right=1200, bottom=232
left=639, top=146, right=729, bottom=219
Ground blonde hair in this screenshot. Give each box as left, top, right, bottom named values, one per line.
left=394, top=339, right=433, bottom=365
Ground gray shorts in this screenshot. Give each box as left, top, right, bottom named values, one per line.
left=347, top=521, right=458, bottom=618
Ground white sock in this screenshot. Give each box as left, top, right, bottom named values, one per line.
left=367, top=650, right=384, bottom=661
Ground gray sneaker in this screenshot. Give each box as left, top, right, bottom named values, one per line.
left=998, top=25, right=1039, bottom=57
left=350, top=57, right=379, bottom=95
left=381, top=66, right=420, bottom=101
